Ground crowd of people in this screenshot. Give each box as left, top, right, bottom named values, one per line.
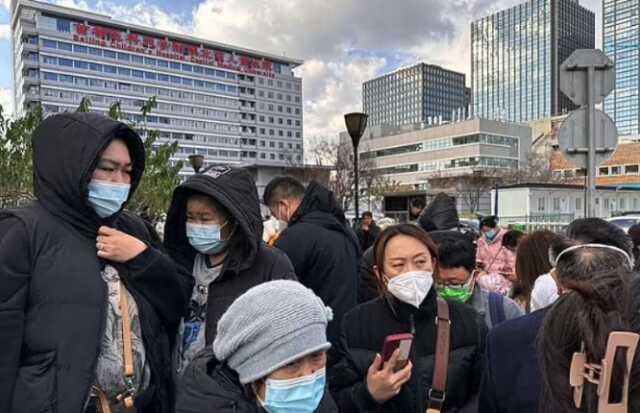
left=0, top=112, right=639, bottom=413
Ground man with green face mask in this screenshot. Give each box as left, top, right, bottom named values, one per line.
left=431, top=231, right=523, bottom=328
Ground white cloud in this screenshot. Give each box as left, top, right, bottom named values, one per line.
left=93, top=1, right=188, bottom=34
left=1, top=0, right=11, bottom=12
left=0, top=24, right=9, bottom=41
left=0, top=87, right=14, bottom=119
left=49, top=0, right=90, bottom=10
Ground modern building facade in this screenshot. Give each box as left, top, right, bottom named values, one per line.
left=362, top=63, right=467, bottom=128
left=603, top=0, right=640, bottom=137
left=356, top=118, right=531, bottom=188
left=11, top=0, right=304, bottom=175
left=471, top=0, right=595, bottom=123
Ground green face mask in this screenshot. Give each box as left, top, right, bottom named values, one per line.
left=438, top=285, right=472, bottom=302
left=438, top=278, right=474, bottom=303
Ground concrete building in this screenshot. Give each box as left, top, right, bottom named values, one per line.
left=357, top=118, right=531, bottom=186
left=603, top=0, right=640, bottom=137
left=11, top=0, right=304, bottom=178
left=493, top=183, right=640, bottom=227
left=471, top=0, right=595, bottom=123
left=345, top=118, right=531, bottom=215
left=363, top=63, right=467, bottom=128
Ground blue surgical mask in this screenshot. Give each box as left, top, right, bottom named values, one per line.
left=186, top=222, right=228, bottom=255
left=485, top=229, right=497, bottom=241
left=87, top=179, right=130, bottom=218
left=259, top=368, right=326, bottom=413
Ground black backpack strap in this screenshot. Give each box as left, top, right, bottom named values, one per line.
left=488, top=292, right=506, bottom=326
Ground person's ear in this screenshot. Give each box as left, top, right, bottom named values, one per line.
left=373, top=265, right=382, bottom=281
left=550, top=268, right=567, bottom=295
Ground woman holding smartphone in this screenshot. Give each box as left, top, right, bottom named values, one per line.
left=330, top=224, right=487, bottom=412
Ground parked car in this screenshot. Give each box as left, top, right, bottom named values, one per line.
left=606, top=215, right=640, bottom=233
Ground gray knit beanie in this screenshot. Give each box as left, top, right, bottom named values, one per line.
left=213, top=280, right=333, bottom=384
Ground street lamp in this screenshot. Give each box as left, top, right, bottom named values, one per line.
left=344, top=112, right=368, bottom=221
left=188, top=154, right=205, bottom=174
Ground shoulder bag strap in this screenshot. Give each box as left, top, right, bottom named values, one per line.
left=427, top=297, right=451, bottom=413
left=119, top=282, right=136, bottom=409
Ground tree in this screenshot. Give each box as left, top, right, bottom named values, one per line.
left=0, top=104, right=42, bottom=208
left=499, top=150, right=559, bottom=185
left=76, top=97, right=92, bottom=113
left=306, top=139, right=398, bottom=213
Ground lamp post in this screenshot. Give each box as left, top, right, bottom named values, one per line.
left=344, top=112, right=368, bottom=221
left=188, top=154, right=205, bottom=174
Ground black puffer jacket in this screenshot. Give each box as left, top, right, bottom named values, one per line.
left=275, top=182, right=361, bottom=349
left=330, top=289, right=487, bottom=413
left=0, top=113, right=193, bottom=413
left=164, top=167, right=296, bottom=346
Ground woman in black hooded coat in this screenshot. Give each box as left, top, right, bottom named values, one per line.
left=0, top=112, right=193, bottom=413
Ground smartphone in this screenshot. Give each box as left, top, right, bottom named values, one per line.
left=381, top=333, right=414, bottom=371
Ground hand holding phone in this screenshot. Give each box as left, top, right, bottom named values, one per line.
left=381, top=333, right=413, bottom=372
left=366, top=347, right=413, bottom=404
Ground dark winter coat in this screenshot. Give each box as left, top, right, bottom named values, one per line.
left=477, top=308, right=546, bottom=413
left=418, top=193, right=460, bottom=232
left=0, top=113, right=193, bottom=413
left=274, top=182, right=361, bottom=350
left=358, top=247, right=378, bottom=304
left=480, top=276, right=640, bottom=413
left=355, top=222, right=381, bottom=252
left=176, top=348, right=338, bottom=413
left=330, top=289, right=487, bottom=413
left=164, top=167, right=296, bottom=346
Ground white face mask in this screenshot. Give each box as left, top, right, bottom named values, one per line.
left=386, top=270, right=434, bottom=308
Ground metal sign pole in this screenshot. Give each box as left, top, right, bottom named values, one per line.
left=587, top=66, right=595, bottom=218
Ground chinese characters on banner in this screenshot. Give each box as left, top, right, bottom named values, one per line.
left=72, top=22, right=276, bottom=77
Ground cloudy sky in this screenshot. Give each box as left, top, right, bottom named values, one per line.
left=0, top=0, right=602, bottom=141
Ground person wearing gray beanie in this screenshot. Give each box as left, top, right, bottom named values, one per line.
left=176, top=280, right=339, bottom=413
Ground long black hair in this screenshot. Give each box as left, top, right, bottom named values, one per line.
left=538, top=237, right=639, bottom=412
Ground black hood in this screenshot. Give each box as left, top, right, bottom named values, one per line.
left=164, top=166, right=263, bottom=273
left=290, top=181, right=360, bottom=252
left=32, top=112, right=145, bottom=238
left=291, top=181, right=346, bottom=226
left=418, top=193, right=460, bottom=232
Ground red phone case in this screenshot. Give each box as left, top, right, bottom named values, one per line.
left=381, top=333, right=414, bottom=370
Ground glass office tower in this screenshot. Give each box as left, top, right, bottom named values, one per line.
left=471, top=0, right=595, bottom=123
left=604, top=0, right=640, bottom=137
left=363, top=63, right=467, bottom=128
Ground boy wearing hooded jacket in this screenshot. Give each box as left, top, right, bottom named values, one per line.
left=163, top=166, right=296, bottom=376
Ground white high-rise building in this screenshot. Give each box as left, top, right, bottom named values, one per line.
left=11, top=0, right=304, bottom=176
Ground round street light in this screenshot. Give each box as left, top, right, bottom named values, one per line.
left=344, top=112, right=368, bottom=222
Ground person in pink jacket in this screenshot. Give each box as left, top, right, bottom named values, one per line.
left=475, top=216, right=521, bottom=295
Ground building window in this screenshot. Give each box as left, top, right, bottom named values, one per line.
left=620, top=198, right=626, bottom=210
left=538, top=197, right=545, bottom=212
left=625, top=165, right=639, bottom=174
left=553, top=198, right=561, bottom=211
left=576, top=197, right=582, bottom=212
